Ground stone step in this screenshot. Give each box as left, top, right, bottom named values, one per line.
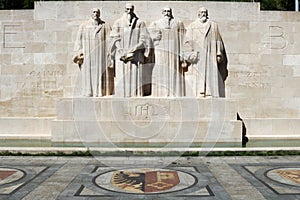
left=51, top=120, right=242, bottom=143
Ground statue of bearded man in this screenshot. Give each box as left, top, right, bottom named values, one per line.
left=184, top=7, right=228, bottom=97
left=149, top=7, right=186, bottom=97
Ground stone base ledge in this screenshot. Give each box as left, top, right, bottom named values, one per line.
left=243, top=118, right=300, bottom=138
left=52, top=97, right=242, bottom=144
left=0, top=117, right=53, bottom=139
left=0, top=134, right=51, bottom=140
left=247, top=135, right=300, bottom=140
left=51, top=120, right=242, bottom=143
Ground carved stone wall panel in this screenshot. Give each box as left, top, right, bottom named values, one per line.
left=0, top=1, right=300, bottom=141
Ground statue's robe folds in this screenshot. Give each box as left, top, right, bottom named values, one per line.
left=74, top=19, right=113, bottom=97
left=184, top=20, right=228, bottom=97
left=110, top=14, right=154, bottom=97
left=149, top=18, right=186, bottom=97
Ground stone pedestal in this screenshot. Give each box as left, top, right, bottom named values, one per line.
left=51, top=98, right=242, bottom=146
left=243, top=118, right=300, bottom=140
left=0, top=118, right=52, bottom=140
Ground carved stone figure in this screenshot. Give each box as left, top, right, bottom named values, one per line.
left=109, top=3, right=154, bottom=97
left=184, top=7, right=228, bottom=97
left=73, top=8, right=114, bottom=97
left=149, top=7, right=186, bottom=97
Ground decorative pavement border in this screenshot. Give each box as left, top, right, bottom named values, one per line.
left=59, top=164, right=230, bottom=199
left=0, top=164, right=62, bottom=200
left=231, top=163, right=300, bottom=200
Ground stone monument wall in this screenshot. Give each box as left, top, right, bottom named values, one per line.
left=0, top=1, right=300, bottom=141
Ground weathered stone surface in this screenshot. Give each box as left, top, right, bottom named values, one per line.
left=52, top=98, right=241, bottom=143
left=0, top=118, right=52, bottom=140
left=0, top=1, right=299, bottom=142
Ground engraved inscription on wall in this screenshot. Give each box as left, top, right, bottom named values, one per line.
left=15, top=68, right=64, bottom=97
left=125, top=103, right=169, bottom=120
left=269, top=26, right=287, bottom=49
left=3, top=24, right=25, bottom=49
left=231, top=71, right=270, bottom=88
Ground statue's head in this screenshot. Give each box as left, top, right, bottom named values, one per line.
left=125, top=3, right=134, bottom=14
left=162, top=6, right=173, bottom=18
left=198, top=7, right=208, bottom=22
left=91, top=8, right=100, bottom=20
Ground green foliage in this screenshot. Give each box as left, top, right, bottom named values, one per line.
left=23, top=0, right=34, bottom=9
left=0, top=0, right=24, bottom=9
left=259, top=0, right=295, bottom=11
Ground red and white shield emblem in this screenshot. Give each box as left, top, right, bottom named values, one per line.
left=111, top=169, right=180, bottom=193
left=145, top=170, right=180, bottom=192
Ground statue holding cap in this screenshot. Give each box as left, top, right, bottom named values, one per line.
left=184, top=7, right=228, bottom=97
left=149, top=7, right=186, bottom=97
left=109, top=3, right=154, bottom=97
left=73, top=8, right=114, bottom=97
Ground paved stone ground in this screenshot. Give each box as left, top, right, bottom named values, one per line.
left=0, top=156, right=299, bottom=200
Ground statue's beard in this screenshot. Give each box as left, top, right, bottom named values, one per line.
left=199, top=16, right=207, bottom=22
left=163, top=16, right=171, bottom=28
left=127, top=13, right=133, bottom=20
left=92, top=15, right=98, bottom=20
left=92, top=16, right=99, bottom=25
left=163, top=15, right=171, bottom=19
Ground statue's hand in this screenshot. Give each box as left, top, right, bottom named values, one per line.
left=129, top=41, right=144, bottom=53
left=182, top=61, right=188, bottom=68
left=217, top=55, right=222, bottom=63
left=108, top=60, right=114, bottom=69
left=73, top=53, right=84, bottom=65
left=187, top=52, right=199, bottom=64
left=120, top=52, right=134, bottom=63
left=155, top=30, right=162, bottom=41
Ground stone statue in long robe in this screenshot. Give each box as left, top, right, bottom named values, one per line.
left=73, top=8, right=113, bottom=97
left=149, top=7, right=186, bottom=97
left=184, top=7, right=228, bottom=97
left=109, top=3, right=154, bottom=97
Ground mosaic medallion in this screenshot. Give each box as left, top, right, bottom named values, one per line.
left=0, top=165, right=56, bottom=197
left=231, top=163, right=300, bottom=200
left=0, top=168, right=25, bottom=186
left=267, top=168, right=300, bottom=187
left=95, top=168, right=196, bottom=194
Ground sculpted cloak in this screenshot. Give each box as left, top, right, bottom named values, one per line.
left=149, top=18, right=186, bottom=97
left=110, top=13, right=154, bottom=97
left=184, top=20, right=228, bottom=97
left=74, top=19, right=113, bottom=97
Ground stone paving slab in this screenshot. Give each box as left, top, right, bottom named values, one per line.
left=0, top=156, right=299, bottom=199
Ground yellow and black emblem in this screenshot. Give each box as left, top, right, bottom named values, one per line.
left=275, top=169, right=300, bottom=184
